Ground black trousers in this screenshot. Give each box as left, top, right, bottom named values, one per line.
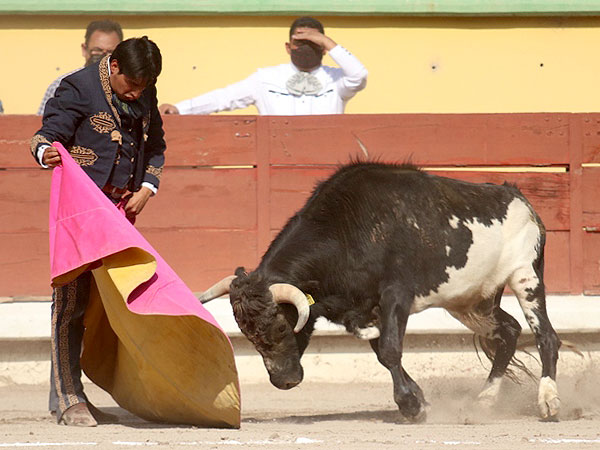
left=49, top=271, right=92, bottom=421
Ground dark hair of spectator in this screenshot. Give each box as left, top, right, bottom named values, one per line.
left=289, top=17, right=324, bottom=39
left=85, top=20, right=124, bottom=45
left=111, top=36, right=162, bottom=85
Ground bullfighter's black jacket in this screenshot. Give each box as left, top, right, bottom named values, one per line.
left=31, top=55, right=166, bottom=190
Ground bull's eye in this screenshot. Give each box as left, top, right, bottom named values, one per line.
left=278, top=324, right=287, bottom=333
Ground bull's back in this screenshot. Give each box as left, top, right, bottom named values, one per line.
left=301, top=163, right=530, bottom=236
left=301, top=163, right=542, bottom=303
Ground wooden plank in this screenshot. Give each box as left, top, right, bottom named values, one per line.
left=545, top=231, right=571, bottom=294
left=140, top=229, right=258, bottom=292
left=0, top=232, right=51, bottom=296
left=569, top=115, right=584, bottom=294
left=0, top=169, right=50, bottom=233
left=583, top=233, right=600, bottom=294
left=0, top=115, right=259, bottom=168
left=581, top=166, right=600, bottom=294
left=0, top=115, right=42, bottom=168
left=256, top=116, right=272, bottom=258
left=161, top=115, right=257, bottom=167
left=266, top=114, right=571, bottom=166
left=581, top=167, right=600, bottom=226
left=136, top=167, right=257, bottom=230
left=580, top=113, right=600, bottom=164
left=269, top=167, right=569, bottom=232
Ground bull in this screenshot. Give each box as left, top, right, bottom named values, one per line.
left=200, top=162, right=561, bottom=422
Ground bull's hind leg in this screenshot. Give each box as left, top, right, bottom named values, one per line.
left=450, top=289, right=522, bottom=408
left=373, top=283, right=426, bottom=422
left=509, top=261, right=560, bottom=420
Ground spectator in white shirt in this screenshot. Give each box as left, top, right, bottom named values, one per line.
left=159, top=17, right=368, bottom=116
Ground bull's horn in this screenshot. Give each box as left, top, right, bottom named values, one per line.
left=269, top=283, right=310, bottom=333
left=198, top=275, right=236, bottom=303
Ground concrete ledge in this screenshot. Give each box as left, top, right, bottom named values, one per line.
left=2, top=294, right=599, bottom=339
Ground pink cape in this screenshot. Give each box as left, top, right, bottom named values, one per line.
left=49, top=143, right=240, bottom=428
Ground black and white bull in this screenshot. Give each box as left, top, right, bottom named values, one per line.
left=200, top=162, right=561, bottom=422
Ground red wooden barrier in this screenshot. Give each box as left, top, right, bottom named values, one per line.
left=0, top=113, right=598, bottom=296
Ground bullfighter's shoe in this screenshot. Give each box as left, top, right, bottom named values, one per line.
left=59, top=403, right=97, bottom=427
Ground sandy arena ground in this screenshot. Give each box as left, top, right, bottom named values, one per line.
left=1, top=366, right=600, bottom=450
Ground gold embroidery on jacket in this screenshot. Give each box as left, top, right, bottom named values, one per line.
left=30, top=134, right=51, bottom=156
left=68, top=146, right=98, bottom=166
left=111, top=130, right=122, bottom=145
left=146, top=165, right=163, bottom=179
left=90, top=112, right=116, bottom=134
left=99, top=55, right=121, bottom=127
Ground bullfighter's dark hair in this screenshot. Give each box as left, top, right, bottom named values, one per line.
left=289, top=17, right=324, bottom=39
left=85, top=20, right=123, bottom=45
left=111, top=36, right=162, bottom=85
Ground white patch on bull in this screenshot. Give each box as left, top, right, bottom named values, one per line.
left=448, top=215, right=460, bottom=229
left=477, top=377, right=503, bottom=407
left=354, top=325, right=380, bottom=340
left=538, top=376, right=560, bottom=418
left=412, top=198, right=540, bottom=314
left=445, top=245, right=451, bottom=256
left=508, top=267, right=541, bottom=332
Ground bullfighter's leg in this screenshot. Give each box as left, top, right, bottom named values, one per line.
left=449, top=289, right=521, bottom=408
left=374, top=283, right=426, bottom=422
left=509, top=261, right=560, bottom=420
left=50, top=271, right=96, bottom=426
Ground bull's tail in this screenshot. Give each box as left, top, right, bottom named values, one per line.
left=474, top=335, right=536, bottom=384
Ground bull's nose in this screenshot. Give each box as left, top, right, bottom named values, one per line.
left=270, top=372, right=303, bottom=390
left=281, top=380, right=300, bottom=390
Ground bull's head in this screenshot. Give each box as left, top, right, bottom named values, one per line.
left=198, top=267, right=310, bottom=390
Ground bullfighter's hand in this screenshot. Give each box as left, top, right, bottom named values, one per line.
left=291, top=27, right=337, bottom=52
left=159, top=103, right=180, bottom=115
left=123, top=186, right=153, bottom=218
left=42, top=145, right=62, bottom=168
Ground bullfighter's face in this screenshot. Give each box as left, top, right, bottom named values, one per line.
left=109, top=59, right=148, bottom=102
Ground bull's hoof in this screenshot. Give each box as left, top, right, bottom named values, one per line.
left=538, top=376, right=560, bottom=421
left=399, top=405, right=427, bottom=424
left=398, top=394, right=428, bottom=423
left=476, top=378, right=502, bottom=409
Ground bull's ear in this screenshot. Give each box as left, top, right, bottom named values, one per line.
left=234, top=266, right=248, bottom=277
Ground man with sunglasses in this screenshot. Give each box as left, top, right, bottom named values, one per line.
left=38, top=20, right=123, bottom=115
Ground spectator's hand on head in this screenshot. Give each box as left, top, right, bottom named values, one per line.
left=43, top=145, right=62, bottom=168
left=292, top=27, right=337, bottom=52
left=159, top=103, right=180, bottom=115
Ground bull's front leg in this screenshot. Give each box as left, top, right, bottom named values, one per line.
left=510, top=265, right=561, bottom=420
left=372, top=284, right=426, bottom=422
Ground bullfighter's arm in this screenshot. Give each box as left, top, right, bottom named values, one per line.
left=141, top=85, right=167, bottom=190
left=30, top=78, right=89, bottom=167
